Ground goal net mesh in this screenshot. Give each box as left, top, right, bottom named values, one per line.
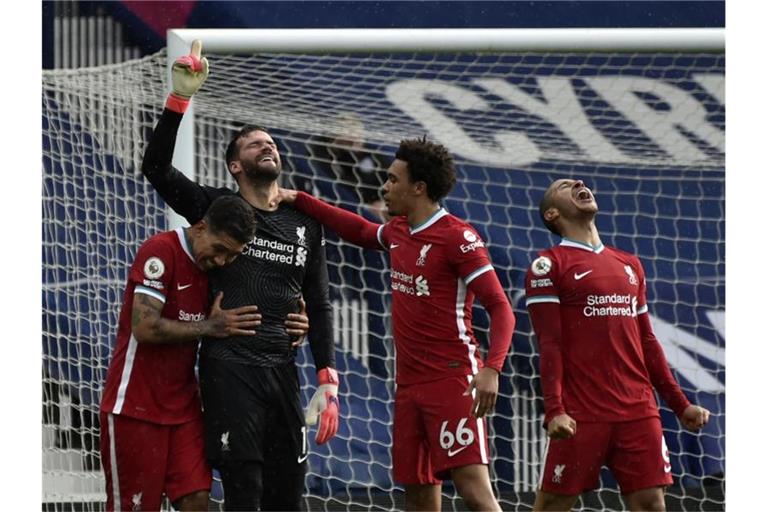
left=42, top=47, right=724, bottom=511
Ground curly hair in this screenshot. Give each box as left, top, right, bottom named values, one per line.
left=395, top=136, right=456, bottom=202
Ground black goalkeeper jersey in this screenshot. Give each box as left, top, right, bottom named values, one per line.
left=141, top=108, right=335, bottom=369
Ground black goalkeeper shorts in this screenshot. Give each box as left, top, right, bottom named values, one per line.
left=199, top=357, right=308, bottom=465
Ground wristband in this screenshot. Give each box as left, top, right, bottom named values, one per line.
left=165, top=93, right=190, bottom=114
left=318, top=367, right=339, bottom=386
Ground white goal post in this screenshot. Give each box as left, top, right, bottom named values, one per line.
left=42, top=27, right=725, bottom=511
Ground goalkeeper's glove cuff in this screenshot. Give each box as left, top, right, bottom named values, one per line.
left=318, top=367, right=339, bottom=386
left=165, top=93, right=190, bottom=114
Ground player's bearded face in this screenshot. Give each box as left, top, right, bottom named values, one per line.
left=236, top=131, right=282, bottom=183
left=241, top=154, right=281, bottom=182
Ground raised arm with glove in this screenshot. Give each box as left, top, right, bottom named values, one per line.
left=165, top=39, right=210, bottom=114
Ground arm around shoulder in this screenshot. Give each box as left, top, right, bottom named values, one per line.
left=293, top=191, right=384, bottom=250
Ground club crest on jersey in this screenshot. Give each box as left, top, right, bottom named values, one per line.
left=143, top=257, right=165, bottom=279
left=416, top=244, right=433, bottom=266
left=553, top=464, right=565, bottom=484
left=131, top=492, right=143, bottom=511
left=531, top=256, right=552, bottom=276
left=624, top=265, right=638, bottom=285
left=296, top=226, right=307, bottom=247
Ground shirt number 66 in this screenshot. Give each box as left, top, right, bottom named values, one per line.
left=439, top=418, right=475, bottom=451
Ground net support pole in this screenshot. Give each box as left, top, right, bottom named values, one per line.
left=165, top=30, right=196, bottom=229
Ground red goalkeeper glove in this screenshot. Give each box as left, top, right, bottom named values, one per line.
left=165, top=39, right=210, bottom=113
left=305, top=367, right=339, bottom=444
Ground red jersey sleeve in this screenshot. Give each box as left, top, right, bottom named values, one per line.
left=524, top=252, right=567, bottom=423
left=467, top=271, right=515, bottom=373
left=523, top=252, right=560, bottom=306
left=446, top=224, right=513, bottom=373
left=445, top=224, right=493, bottom=282
left=129, top=236, right=177, bottom=304
left=633, top=257, right=692, bottom=417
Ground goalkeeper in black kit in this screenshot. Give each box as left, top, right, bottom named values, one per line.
left=141, top=40, right=339, bottom=511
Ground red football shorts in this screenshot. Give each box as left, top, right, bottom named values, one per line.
left=392, top=374, right=490, bottom=485
left=539, top=416, right=673, bottom=495
left=99, top=412, right=212, bottom=511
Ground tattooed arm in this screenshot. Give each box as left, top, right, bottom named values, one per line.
left=131, top=291, right=262, bottom=344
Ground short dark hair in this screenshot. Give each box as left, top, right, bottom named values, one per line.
left=204, top=195, right=257, bottom=244
left=538, top=186, right=560, bottom=236
left=395, top=136, right=456, bottom=202
left=225, top=125, right=272, bottom=167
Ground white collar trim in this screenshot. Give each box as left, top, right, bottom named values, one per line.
left=410, top=208, right=448, bottom=235
left=560, top=237, right=605, bottom=253
left=175, top=228, right=197, bottom=263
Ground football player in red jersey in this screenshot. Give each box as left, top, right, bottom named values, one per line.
left=272, top=137, right=515, bottom=511
left=99, top=195, right=309, bottom=512
left=525, top=178, right=711, bottom=512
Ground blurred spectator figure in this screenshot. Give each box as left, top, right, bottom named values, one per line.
left=309, top=112, right=389, bottom=222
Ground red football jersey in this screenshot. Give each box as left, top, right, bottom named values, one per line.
left=525, top=238, right=659, bottom=422
left=376, top=209, right=495, bottom=385
left=100, top=228, right=208, bottom=424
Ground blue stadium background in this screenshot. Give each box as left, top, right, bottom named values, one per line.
left=42, top=0, right=725, bottom=506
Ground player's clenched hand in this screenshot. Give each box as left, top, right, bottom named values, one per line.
left=204, top=292, right=261, bottom=338
left=287, top=298, right=309, bottom=347
left=464, top=367, right=499, bottom=418
left=547, top=414, right=577, bottom=439
left=680, top=405, right=710, bottom=432
left=305, top=368, right=340, bottom=444
left=171, top=39, right=210, bottom=99
left=269, top=188, right=298, bottom=208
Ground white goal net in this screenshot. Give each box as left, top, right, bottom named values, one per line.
left=42, top=30, right=724, bottom=511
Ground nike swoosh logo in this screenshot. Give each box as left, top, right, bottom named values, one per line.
left=177, top=283, right=193, bottom=290
left=573, top=270, right=593, bottom=280
left=390, top=244, right=399, bottom=249
left=447, top=445, right=470, bottom=457
left=297, top=453, right=309, bottom=463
